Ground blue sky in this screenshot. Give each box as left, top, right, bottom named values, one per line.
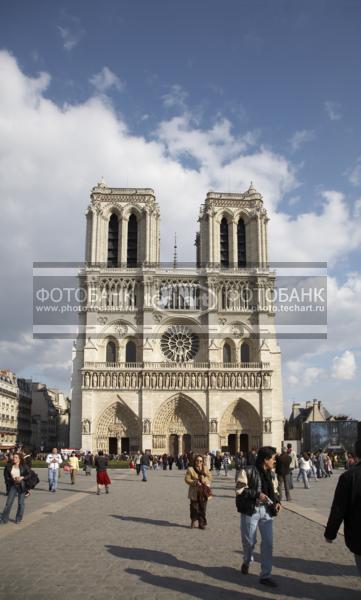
left=0, top=1, right=360, bottom=418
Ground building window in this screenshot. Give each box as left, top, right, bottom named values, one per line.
left=237, top=218, right=246, bottom=267
left=220, top=218, right=229, bottom=267
left=106, top=341, right=117, bottom=363
left=127, top=214, right=138, bottom=267
left=107, top=214, right=119, bottom=267
left=223, top=342, right=232, bottom=363
left=125, top=340, right=137, bottom=363
left=240, top=342, right=250, bottom=363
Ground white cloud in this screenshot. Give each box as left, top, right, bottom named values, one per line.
left=162, top=84, right=189, bottom=110
left=332, top=351, right=356, bottom=380
left=58, top=25, right=85, bottom=51
left=0, top=50, right=360, bottom=407
left=289, top=129, right=315, bottom=151
left=346, top=157, right=361, bottom=187
left=270, top=191, right=361, bottom=265
left=89, top=66, right=124, bottom=94
left=324, top=100, right=342, bottom=121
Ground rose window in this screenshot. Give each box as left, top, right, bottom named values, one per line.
left=160, top=325, right=199, bottom=362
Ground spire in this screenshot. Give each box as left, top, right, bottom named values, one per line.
left=248, top=181, right=256, bottom=194
left=97, top=176, right=108, bottom=188
left=173, top=233, right=177, bottom=269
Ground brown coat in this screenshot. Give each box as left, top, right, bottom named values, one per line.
left=184, top=466, right=212, bottom=501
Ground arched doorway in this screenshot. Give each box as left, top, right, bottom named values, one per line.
left=228, top=433, right=237, bottom=455
left=220, top=399, right=262, bottom=453
left=96, top=401, right=140, bottom=454
left=152, top=394, right=208, bottom=455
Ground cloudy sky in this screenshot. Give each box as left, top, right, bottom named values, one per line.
left=0, top=1, right=360, bottom=418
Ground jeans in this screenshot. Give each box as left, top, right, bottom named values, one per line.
left=223, top=463, right=229, bottom=477
left=300, top=469, right=310, bottom=489
left=355, top=554, right=361, bottom=577
left=241, top=505, right=273, bottom=579
left=48, top=468, right=59, bottom=491
left=288, top=469, right=294, bottom=490
left=1, top=485, right=25, bottom=522
left=141, top=464, right=148, bottom=481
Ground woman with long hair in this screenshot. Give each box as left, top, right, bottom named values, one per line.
left=185, top=454, right=212, bottom=529
left=0, top=452, right=30, bottom=524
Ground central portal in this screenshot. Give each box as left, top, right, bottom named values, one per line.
left=169, top=434, right=179, bottom=456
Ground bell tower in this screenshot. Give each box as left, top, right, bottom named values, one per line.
left=85, top=178, right=160, bottom=267
left=197, top=183, right=268, bottom=268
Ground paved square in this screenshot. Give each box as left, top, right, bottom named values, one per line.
left=0, top=467, right=360, bottom=599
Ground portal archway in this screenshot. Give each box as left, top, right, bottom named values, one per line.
left=153, top=394, right=208, bottom=455
left=96, top=401, right=140, bottom=454
left=220, top=398, right=262, bottom=452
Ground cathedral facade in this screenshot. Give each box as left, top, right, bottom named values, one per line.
left=70, top=180, right=284, bottom=455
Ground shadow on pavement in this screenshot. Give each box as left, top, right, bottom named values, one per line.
left=125, top=568, right=260, bottom=599
left=256, top=553, right=359, bottom=577
left=111, top=515, right=190, bottom=529
left=106, top=545, right=361, bottom=599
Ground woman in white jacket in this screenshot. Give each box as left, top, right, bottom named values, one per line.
left=298, top=452, right=311, bottom=489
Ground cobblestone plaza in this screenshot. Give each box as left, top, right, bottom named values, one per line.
left=0, top=468, right=360, bottom=600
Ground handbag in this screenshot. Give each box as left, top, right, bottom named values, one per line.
left=28, top=469, right=40, bottom=489
left=63, top=464, right=71, bottom=472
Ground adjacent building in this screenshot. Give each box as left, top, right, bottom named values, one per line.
left=31, top=383, right=70, bottom=450
left=70, top=181, right=284, bottom=454
left=0, top=370, right=18, bottom=447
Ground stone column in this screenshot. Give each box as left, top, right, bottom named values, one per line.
left=230, top=219, right=238, bottom=267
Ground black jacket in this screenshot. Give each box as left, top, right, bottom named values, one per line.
left=4, top=463, right=30, bottom=493
left=235, top=465, right=280, bottom=516
left=325, top=461, right=361, bottom=554
left=275, top=453, right=292, bottom=477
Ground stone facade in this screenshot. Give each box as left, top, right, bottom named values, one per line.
left=70, top=181, right=284, bottom=454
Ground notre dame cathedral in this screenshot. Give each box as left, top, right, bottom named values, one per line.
left=70, top=179, right=284, bottom=455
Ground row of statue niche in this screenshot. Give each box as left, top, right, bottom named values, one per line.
left=83, top=371, right=271, bottom=390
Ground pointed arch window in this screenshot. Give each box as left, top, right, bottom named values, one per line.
left=223, top=342, right=232, bottom=363
left=106, top=340, right=117, bottom=363
left=237, top=218, right=246, bottom=267
left=127, top=214, right=138, bottom=267
left=125, top=340, right=137, bottom=363
left=220, top=218, right=229, bottom=267
left=107, top=214, right=119, bottom=267
left=240, top=341, right=250, bottom=364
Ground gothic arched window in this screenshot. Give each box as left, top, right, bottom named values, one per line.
left=223, top=342, right=232, bottom=363
left=240, top=341, right=250, bottom=364
left=220, top=218, right=229, bottom=267
left=237, top=218, right=246, bottom=267
left=127, top=214, right=138, bottom=267
left=125, top=340, right=137, bottom=363
left=107, top=214, right=119, bottom=267
left=106, top=340, right=117, bottom=363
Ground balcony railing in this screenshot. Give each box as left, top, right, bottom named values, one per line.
left=81, top=363, right=272, bottom=392
left=84, top=361, right=269, bottom=370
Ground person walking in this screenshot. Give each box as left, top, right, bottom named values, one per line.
left=236, top=446, right=281, bottom=588
left=135, top=451, right=142, bottom=476
left=286, top=443, right=298, bottom=489
left=0, top=452, right=30, bottom=524
left=83, top=451, right=93, bottom=476
left=325, top=438, right=361, bottom=577
left=234, top=451, right=247, bottom=483
left=46, top=447, right=63, bottom=492
left=298, top=452, right=312, bottom=489
left=68, top=451, right=79, bottom=485
left=275, top=449, right=292, bottom=501
left=185, top=455, right=212, bottom=529
left=140, top=452, right=150, bottom=482
left=214, top=451, right=222, bottom=476
left=95, top=450, right=111, bottom=495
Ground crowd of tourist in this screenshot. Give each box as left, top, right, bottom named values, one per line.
left=1, top=440, right=360, bottom=587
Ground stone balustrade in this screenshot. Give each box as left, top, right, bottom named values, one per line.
left=81, top=365, right=272, bottom=391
